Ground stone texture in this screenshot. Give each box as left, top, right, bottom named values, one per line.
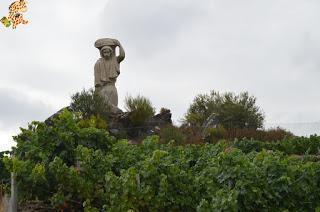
left=94, top=38, right=125, bottom=114
left=150, top=108, right=173, bottom=125
left=108, top=108, right=173, bottom=139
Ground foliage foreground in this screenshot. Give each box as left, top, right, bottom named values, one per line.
left=2, top=111, right=320, bottom=211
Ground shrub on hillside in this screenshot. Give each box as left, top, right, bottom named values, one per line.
left=184, top=90, right=264, bottom=130
left=232, top=135, right=320, bottom=155
left=203, top=125, right=227, bottom=143
left=0, top=151, right=10, bottom=194
left=124, top=95, right=155, bottom=127
left=263, top=127, right=295, bottom=140
left=179, top=125, right=204, bottom=144
left=70, top=88, right=110, bottom=120
left=78, top=115, right=108, bottom=130
left=0, top=151, right=10, bottom=181
left=5, top=110, right=115, bottom=202
left=159, top=125, right=186, bottom=144
left=225, top=127, right=294, bottom=142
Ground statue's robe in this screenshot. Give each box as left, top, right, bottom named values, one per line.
left=94, top=56, right=120, bottom=86
left=94, top=56, right=121, bottom=111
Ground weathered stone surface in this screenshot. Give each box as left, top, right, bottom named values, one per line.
left=94, top=38, right=125, bottom=114
left=108, top=108, right=173, bottom=139
left=149, top=108, right=172, bottom=125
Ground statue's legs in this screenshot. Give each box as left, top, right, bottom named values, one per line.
left=98, top=82, right=122, bottom=114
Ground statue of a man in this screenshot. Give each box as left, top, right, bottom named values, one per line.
left=94, top=38, right=125, bottom=114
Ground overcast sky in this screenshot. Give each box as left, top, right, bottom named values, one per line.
left=1, top=0, right=320, bottom=150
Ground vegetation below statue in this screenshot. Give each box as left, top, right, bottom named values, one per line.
left=44, top=89, right=172, bottom=141
left=1, top=89, right=318, bottom=211
left=1, top=111, right=320, bottom=211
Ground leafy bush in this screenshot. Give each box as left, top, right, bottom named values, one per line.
left=5, top=110, right=320, bottom=211
left=159, top=125, right=186, bottom=144
left=262, top=127, right=294, bottom=141
left=70, top=88, right=110, bottom=120
left=124, top=95, right=155, bottom=127
left=7, top=135, right=320, bottom=211
left=4, top=110, right=115, bottom=202
left=203, top=125, right=227, bottom=143
left=179, top=125, right=204, bottom=144
left=184, top=90, right=264, bottom=130
left=0, top=151, right=10, bottom=195
left=225, top=127, right=294, bottom=142
left=78, top=115, right=108, bottom=129
left=232, top=135, right=320, bottom=155
left=0, top=151, right=10, bottom=181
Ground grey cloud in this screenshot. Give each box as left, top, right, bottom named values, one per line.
left=101, top=0, right=320, bottom=126
left=1, top=0, right=320, bottom=139
left=102, top=0, right=207, bottom=57
left=0, top=88, right=54, bottom=130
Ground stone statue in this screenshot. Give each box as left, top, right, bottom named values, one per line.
left=94, top=38, right=125, bottom=114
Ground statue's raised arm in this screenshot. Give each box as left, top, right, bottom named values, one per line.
left=112, top=39, right=125, bottom=63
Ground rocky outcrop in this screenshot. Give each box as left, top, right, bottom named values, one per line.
left=150, top=108, right=172, bottom=125
left=108, top=108, right=173, bottom=139
left=45, top=107, right=173, bottom=140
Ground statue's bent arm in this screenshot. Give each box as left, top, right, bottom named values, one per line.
left=117, top=43, right=125, bottom=63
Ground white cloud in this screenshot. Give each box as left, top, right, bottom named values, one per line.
left=0, top=129, right=16, bottom=152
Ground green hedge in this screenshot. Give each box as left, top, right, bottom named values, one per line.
left=2, top=110, right=320, bottom=211
left=232, top=135, right=320, bottom=155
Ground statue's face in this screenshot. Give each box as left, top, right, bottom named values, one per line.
left=102, top=47, right=113, bottom=59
